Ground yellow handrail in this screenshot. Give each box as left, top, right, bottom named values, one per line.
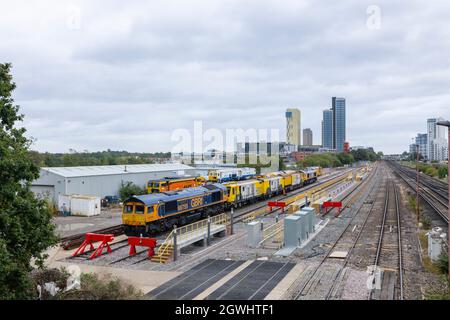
left=155, top=212, right=230, bottom=262
left=259, top=220, right=284, bottom=246
left=154, top=229, right=175, bottom=262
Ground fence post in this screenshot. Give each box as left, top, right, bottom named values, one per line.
left=173, top=225, right=177, bottom=262
left=230, top=208, right=234, bottom=235
left=207, top=216, right=211, bottom=245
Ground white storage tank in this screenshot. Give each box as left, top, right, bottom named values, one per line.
left=70, top=195, right=101, bottom=217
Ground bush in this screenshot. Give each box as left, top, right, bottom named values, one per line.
left=72, top=273, right=142, bottom=300
left=437, top=252, right=449, bottom=276
left=408, top=195, right=417, bottom=213
left=421, top=216, right=432, bottom=230
left=425, top=167, right=438, bottom=177
left=119, top=182, right=147, bottom=201
left=30, top=268, right=70, bottom=300
left=438, top=166, right=448, bottom=179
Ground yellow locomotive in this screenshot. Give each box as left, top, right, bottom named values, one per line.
left=223, top=168, right=318, bottom=208
left=123, top=167, right=322, bottom=233
left=147, top=176, right=205, bottom=193
left=123, top=183, right=227, bottom=235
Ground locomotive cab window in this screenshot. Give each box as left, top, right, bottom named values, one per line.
left=211, top=190, right=221, bottom=202
left=124, top=205, right=133, bottom=213
left=135, top=205, right=145, bottom=214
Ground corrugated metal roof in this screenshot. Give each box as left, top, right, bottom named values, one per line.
left=41, top=163, right=195, bottom=178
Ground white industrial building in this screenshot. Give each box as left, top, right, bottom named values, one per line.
left=427, top=118, right=448, bottom=162
left=31, top=163, right=197, bottom=204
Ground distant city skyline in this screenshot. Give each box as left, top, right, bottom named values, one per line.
left=322, top=109, right=333, bottom=150
left=408, top=117, right=448, bottom=160
left=286, top=108, right=301, bottom=147
left=321, top=97, right=346, bottom=152
left=332, top=97, right=346, bottom=152
left=303, top=128, right=313, bottom=146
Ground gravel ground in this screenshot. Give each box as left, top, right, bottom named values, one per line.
left=340, top=269, right=370, bottom=300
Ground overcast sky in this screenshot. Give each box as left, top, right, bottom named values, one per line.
left=2, top=0, right=449, bottom=154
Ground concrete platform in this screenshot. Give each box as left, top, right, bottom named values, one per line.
left=147, top=259, right=296, bottom=300
left=206, top=261, right=295, bottom=300
left=176, top=224, right=226, bottom=250
left=147, top=259, right=244, bottom=300
left=264, top=263, right=305, bottom=300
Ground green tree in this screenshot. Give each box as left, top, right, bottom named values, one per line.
left=337, top=152, right=354, bottom=165
left=119, top=182, right=147, bottom=201
left=0, top=63, right=57, bottom=299
left=438, top=166, right=448, bottom=179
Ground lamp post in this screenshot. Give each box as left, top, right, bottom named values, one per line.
left=412, top=138, right=420, bottom=223
left=436, top=120, right=450, bottom=279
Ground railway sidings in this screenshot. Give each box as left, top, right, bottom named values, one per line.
left=45, top=162, right=444, bottom=300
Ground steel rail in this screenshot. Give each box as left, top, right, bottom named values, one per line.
left=388, top=162, right=448, bottom=223
left=293, top=164, right=380, bottom=299
left=394, top=183, right=404, bottom=300
left=324, top=170, right=382, bottom=300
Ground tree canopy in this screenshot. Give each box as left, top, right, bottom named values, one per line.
left=297, top=149, right=380, bottom=169
left=0, top=63, right=57, bottom=299
left=29, top=150, right=171, bottom=167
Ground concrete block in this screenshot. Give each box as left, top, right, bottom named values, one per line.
left=246, top=221, right=262, bottom=248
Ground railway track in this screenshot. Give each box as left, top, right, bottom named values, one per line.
left=388, top=161, right=448, bottom=224
left=60, top=224, right=125, bottom=250
left=369, top=174, right=404, bottom=300
left=290, top=163, right=407, bottom=300
left=67, top=238, right=129, bottom=261
left=233, top=169, right=354, bottom=223
left=289, top=164, right=381, bottom=299
left=108, top=249, right=150, bottom=265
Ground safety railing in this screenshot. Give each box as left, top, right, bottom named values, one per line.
left=259, top=220, right=284, bottom=248
left=154, top=229, right=175, bottom=262
left=154, top=212, right=229, bottom=262
left=176, top=213, right=229, bottom=240
left=242, top=206, right=267, bottom=223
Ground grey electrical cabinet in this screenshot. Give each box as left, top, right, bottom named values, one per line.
left=284, top=215, right=302, bottom=247
left=302, top=207, right=316, bottom=233
left=246, top=221, right=262, bottom=248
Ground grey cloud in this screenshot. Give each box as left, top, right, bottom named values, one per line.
left=2, top=0, right=450, bottom=153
